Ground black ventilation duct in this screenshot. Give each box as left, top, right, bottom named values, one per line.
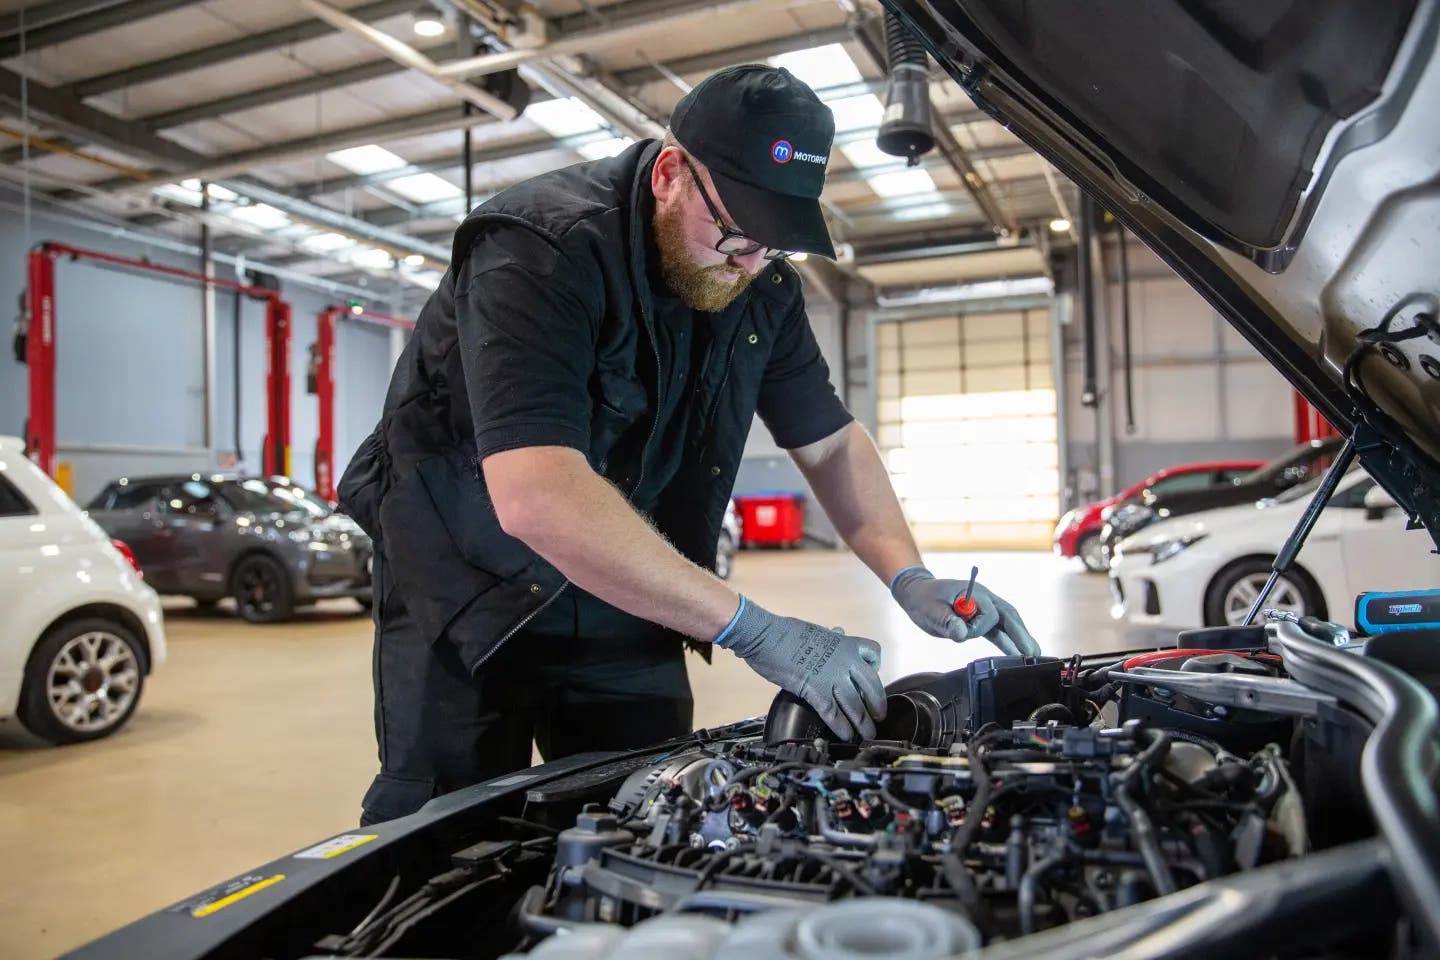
left=876, top=11, right=935, bottom=165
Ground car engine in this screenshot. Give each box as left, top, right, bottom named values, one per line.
left=72, top=622, right=1435, bottom=960
left=285, top=630, right=1435, bottom=960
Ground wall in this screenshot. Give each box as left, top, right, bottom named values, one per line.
left=1059, top=235, right=1294, bottom=507
left=835, top=237, right=1298, bottom=522
left=0, top=204, right=398, bottom=503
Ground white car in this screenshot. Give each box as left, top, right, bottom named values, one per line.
left=1110, top=469, right=1440, bottom=628
left=0, top=436, right=166, bottom=743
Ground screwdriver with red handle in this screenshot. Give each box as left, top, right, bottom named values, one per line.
left=952, top=565, right=980, bottom=623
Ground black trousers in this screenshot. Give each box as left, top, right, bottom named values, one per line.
left=360, top=556, right=694, bottom=825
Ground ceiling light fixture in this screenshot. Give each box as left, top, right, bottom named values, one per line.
left=1049, top=217, right=1072, bottom=233
left=413, top=7, right=446, bottom=37
left=403, top=254, right=426, bottom=267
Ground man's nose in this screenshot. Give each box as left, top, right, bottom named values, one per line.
left=726, top=248, right=766, bottom=274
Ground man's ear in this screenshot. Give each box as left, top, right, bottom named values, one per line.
left=651, top=146, right=686, bottom=204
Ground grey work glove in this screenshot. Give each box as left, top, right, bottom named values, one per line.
left=890, top=565, right=1041, bottom=658
left=714, top=596, right=887, bottom=740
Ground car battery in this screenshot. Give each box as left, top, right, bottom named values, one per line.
left=734, top=492, right=805, bottom=547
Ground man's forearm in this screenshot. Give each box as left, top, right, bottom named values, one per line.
left=483, top=446, right=740, bottom=640
left=791, top=421, right=923, bottom=586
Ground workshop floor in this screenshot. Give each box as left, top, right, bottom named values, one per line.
left=0, top=549, right=1154, bottom=959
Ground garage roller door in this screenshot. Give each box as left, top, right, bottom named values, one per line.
left=876, top=310, right=1058, bottom=549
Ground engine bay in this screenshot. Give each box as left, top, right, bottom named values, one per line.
left=67, top=621, right=1440, bottom=960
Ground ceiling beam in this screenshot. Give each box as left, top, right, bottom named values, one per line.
left=141, top=41, right=453, bottom=130
left=0, top=66, right=205, bottom=171
left=87, top=106, right=508, bottom=191
left=850, top=227, right=1030, bottom=265
left=60, top=0, right=415, bottom=99
left=0, top=0, right=198, bottom=59
left=0, top=0, right=128, bottom=39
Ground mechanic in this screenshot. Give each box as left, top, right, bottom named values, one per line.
left=339, top=65, right=1039, bottom=825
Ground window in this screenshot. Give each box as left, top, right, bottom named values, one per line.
left=1328, top=478, right=1377, bottom=509
left=0, top=474, right=35, bottom=517
left=1216, top=468, right=1253, bottom=483
left=1148, top=473, right=1219, bottom=496
left=93, top=483, right=164, bottom=511
left=217, top=479, right=330, bottom=518
left=162, top=481, right=223, bottom=518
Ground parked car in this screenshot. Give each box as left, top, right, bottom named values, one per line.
left=0, top=436, right=166, bottom=743
left=715, top=498, right=741, bottom=579
left=1099, top=438, right=1344, bottom=566
left=1054, top=460, right=1263, bottom=572
left=86, top=474, right=372, bottom=623
left=1110, top=469, right=1440, bottom=627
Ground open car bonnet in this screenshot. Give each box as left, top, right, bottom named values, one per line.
left=886, top=0, right=1440, bottom=543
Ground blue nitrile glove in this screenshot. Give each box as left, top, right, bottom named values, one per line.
left=714, top=596, right=887, bottom=740
left=890, top=566, right=1041, bottom=657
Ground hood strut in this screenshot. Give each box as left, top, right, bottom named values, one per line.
left=1243, top=434, right=1358, bottom=624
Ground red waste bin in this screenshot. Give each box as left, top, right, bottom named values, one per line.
left=734, top=492, right=805, bottom=547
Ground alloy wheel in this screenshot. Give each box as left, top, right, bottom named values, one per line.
left=1223, top=572, right=1305, bottom=626
left=46, top=630, right=141, bottom=734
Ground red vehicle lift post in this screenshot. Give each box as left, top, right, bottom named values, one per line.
left=1294, top=392, right=1341, bottom=445
left=311, top=305, right=414, bottom=501
left=25, top=241, right=293, bottom=479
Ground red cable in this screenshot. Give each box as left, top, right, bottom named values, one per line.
left=1121, top=648, right=1282, bottom=671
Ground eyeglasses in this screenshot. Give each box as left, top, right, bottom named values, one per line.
left=682, top=158, right=792, bottom=262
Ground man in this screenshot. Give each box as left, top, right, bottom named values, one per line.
left=339, top=64, right=1038, bottom=825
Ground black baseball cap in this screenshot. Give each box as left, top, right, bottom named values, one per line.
left=670, top=64, right=836, bottom=259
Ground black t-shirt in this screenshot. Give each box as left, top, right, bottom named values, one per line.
left=469, top=166, right=851, bottom=640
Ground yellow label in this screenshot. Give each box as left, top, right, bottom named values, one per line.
left=55, top=462, right=74, bottom=498
left=294, top=833, right=378, bottom=860
left=191, top=874, right=285, bottom=918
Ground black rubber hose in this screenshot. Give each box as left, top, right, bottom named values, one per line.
left=1018, top=852, right=1067, bottom=935
left=1112, top=728, right=1178, bottom=896
left=884, top=10, right=927, bottom=68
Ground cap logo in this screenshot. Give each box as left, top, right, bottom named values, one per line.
left=770, top=140, right=794, bottom=164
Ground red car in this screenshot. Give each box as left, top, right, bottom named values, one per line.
left=1054, top=460, right=1264, bottom=572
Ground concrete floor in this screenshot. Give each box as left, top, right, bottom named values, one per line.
left=0, top=549, right=1152, bottom=959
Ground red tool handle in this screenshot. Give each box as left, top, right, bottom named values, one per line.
left=952, top=595, right=979, bottom=621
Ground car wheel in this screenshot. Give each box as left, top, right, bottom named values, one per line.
left=1204, top=558, right=1323, bottom=627
left=18, top=618, right=145, bottom=744
left=715, top=532, right=736, bottom=580
left=1078, top=533, right=1107, bottom=573
left=231, top=554, right=295, bottom=623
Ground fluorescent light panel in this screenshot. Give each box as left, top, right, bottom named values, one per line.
left=578, top=137, right=634, bottom=160
left=387, top=172, right=462, bottom=203
left=768, top=44, right=862, bottom=89
left=326, top=144, right=407, bottom=175
left=226, top=203, right=291, bottom=230
left=523, top=97, right=606, bottom=138
left=865, top=168, right=939, bottom=198
left=839, top=140, right=895, bottom=170
left=827, top=94, right=883, bottom=133
left=303, top=232, right=356, bottom=253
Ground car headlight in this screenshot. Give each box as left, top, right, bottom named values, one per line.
left=1148, top=533, right=1207, bottom=565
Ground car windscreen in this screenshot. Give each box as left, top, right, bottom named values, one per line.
left=218, top=480, right=331, bottom=518
left=1235, top=444, right=1330, bottom=485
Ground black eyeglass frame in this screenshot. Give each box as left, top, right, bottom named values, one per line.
left=681, top=158, right=792, bottom=262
